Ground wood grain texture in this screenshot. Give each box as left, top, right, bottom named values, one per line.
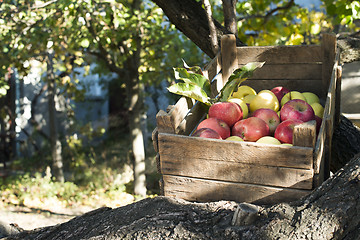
left=221, top=34, right=238, bottom=86
left=244, top=64, right=322, bottom=80
left=321, top=34, right=337, bottom=97
left=158, top=133, right=313, bottom=169
left=162, top=175, right=311, bottom=205
left=293, top=120, right=316, bottom=148
left=236, top=45, right=322, bottom=64
left=160, top=156, right=314, bottom=189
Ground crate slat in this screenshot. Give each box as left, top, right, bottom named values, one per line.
left=236, top=45, right=322, bottom=64
left=246, top=63, right=322, bottom=80
left=162, top=175, right=311, bottom=205
left=158, top=133, right=313, bottom=169
left=160, top=156, right=314, bottom=189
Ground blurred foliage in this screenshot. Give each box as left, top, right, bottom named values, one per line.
left=234, top=0, right=359, bottom=46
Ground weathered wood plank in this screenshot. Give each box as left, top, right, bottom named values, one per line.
left=321, top=33, right=337, bottom=97
left=293, top=120, right=316, bottom=148
left=203, top=52, right=221, bottom=82
left=158, top=133, right=314, bottom=169
left=156, top=97, right=195, bottom=134
left=221, top=34, right=238, bottom=87
left=335, top=65, right=342, bottom=125
left=160, top=157, right=314, bottom=189
left=243, top=63, right=322, bottom=80
left=162, top=175, right=311, bottom=205
left=236, top=45, right=322, bottom=64
left=176, top=101, right=208, bottom=135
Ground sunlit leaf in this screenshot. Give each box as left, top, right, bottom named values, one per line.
left=167, top=83, right=211, bottom=105
left=173, top=67, right=211, bottom=96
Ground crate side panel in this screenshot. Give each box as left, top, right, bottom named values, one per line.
left=236, top=45, right=322, bottom=64
left=161, top=157, right=314, bottom=189
left=162, top=175, right=311, bottom=205
left=244, top=64, right=322, bottom=80
left=158, top=133, right=313, bottom=169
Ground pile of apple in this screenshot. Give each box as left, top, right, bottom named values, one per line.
left=192, top=85, right=324, bottom=146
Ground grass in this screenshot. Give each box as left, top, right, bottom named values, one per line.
left=0, top=128, right=160, bottom=212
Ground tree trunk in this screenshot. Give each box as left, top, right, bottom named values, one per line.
left=4, top=115, right=360, bottom=240
left=46, top=52, right=64, bottom=182
left=125, top=0, right=147, bottom=197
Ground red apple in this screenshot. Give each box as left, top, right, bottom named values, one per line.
left=271, top=86, right=290, bottom=103
left=280, top=99, right=315, bottom=123
left=232, top=117, right=270, bottom=142
left=209, top=102, right=243, bottom=127
left=196, top=117, right=230, bottom=139
left=192, top=128, right=222, bottom=139
left=251, top=108, right=280, bottom=135
left=274, top=119, right=304, bottom=144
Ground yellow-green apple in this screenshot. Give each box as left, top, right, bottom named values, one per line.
left=310, top=102, right=324, bottom=118
left=228, top=97, right=249, bottom=119
left=225, top=136, right=244, bottom=141
left=256, top=136, right=282, bottom=145
left=271, top=86, right=290, bottom=103
left=251, top=108, right=280, bottom=135
left=274, top=119, right=304, bottom=144
left=231, top=117, right=270, bottom=142
left=280, top=99, right=315, bottom=122
left=243, top=94, right=256, bottom=104
left=192, top=128, right=222, bottom=139
left=196, top=118, right=230, bottom=139
left=208, top=102, right=243, bottom=127
left=232, top=85, right=257, bottom=99
left=280, top=91, right=306, bottom=106
left=249, top=90, right=280, bottom=113
left=282, top=143, right=293, bottom=146
left=302, top=92, right=320, bottom=105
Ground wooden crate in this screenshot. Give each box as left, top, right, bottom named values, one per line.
left=152, top=34, right=342, bottom=205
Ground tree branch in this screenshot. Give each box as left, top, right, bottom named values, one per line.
left=202, top=0, right=219, bottom=53
left=152, top=0, right=245, bottom=58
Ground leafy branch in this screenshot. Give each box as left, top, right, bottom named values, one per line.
left=168, top=61, right=264, bottom=106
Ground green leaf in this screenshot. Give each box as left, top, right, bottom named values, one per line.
left=218, top=62, right=265, bottom=102
left=167, top=83, right=211, bottom=106
left=173, top=67, right=211, bottom=96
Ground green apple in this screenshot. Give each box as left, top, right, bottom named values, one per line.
left=228, top=97, right=249, bottom=119
left=232, top=85, right=257, bottom=99
left=225, top=136, right=244, bottom=141
left=311, top=102, right=324, bottom=118
left=302, top=92, right=320, bottom=105
left=249, top=90, right=280, bottom=113
left=280, top=91, right=306, bottom=106
left=256, top=136, right=282, bottom=145
left=282, top=143, right=293, bottom=146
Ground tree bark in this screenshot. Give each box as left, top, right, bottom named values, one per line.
left=151, top=0, right=245, bottom=58
left=337, top=35, right=360, bottom=63
left=222, top=0, right=237, bottom=36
